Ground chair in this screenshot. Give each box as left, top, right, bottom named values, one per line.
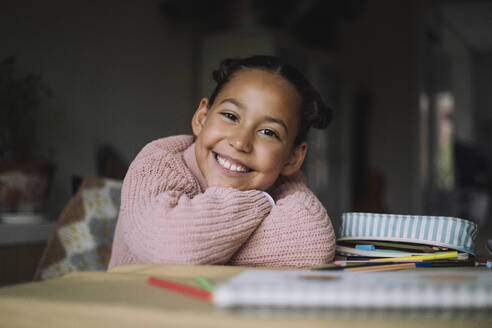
left=34, top=177, right=122, bottom=280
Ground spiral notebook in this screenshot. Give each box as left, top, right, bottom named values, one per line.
left=214, top=269, right=492, bottom=310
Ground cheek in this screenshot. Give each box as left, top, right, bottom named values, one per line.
left=199, top=124, right=222, bottom=147
left=256, top=145, right=289, bottom=170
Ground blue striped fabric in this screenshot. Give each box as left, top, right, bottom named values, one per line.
left=338, top=212, right=478, bottom=255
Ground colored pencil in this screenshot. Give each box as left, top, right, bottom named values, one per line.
left=333, top=260, right=423, bottom=265
left=415, top=260, right=477, bottom=268
left=147, top=276, right=212, bottom=302
left=369, top=251, right=458, bottom=262
left=343, top=240, right=443, bottom=252
left=313, top=261, right=418, bottom=271
left=195, top=275, right=215, bottom=292
left=343, top=262, right=416, bottom=272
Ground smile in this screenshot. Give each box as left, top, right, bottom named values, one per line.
left=215, top=153, right=252, bottom=173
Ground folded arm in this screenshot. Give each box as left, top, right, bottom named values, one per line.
left=119, top=147, right=272, bottom=265
left=230, top=172, right=336, bottom=267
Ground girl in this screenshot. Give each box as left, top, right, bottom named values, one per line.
left=108, top=55, right=335, bottom=269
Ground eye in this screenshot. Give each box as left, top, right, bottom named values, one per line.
left=220, top=112, right=238, bottom=122
left=259, top=129, right=279, bottom=139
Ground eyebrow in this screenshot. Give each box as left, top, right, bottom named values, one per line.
left=264, top=116, right=288, bottom=134
left=219, top=98, right=245, bottom=109
left=219, top=98, right=289, bottom=134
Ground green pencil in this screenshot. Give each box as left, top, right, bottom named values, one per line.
left=195, top=275, right=215, bottom=292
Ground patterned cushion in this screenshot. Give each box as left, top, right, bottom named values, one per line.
left=34, top=177, right=122, bottom=280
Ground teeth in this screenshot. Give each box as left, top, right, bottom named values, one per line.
left=217, top=154, right=249, bottom=172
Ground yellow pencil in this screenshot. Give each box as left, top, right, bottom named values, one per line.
left=369, top=251, right=458, bottom=262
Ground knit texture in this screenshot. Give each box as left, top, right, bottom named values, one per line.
left=108, top=135, right=335, bottom=269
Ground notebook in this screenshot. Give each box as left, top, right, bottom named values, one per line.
left=214, top=269, right=492, bottom=310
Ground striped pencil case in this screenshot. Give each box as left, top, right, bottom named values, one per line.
left=338, top=212, right=478, bottom=256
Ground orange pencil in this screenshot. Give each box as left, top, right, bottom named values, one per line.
left=147, top=276, right=212, bottom=302
left=344, top=262, right=416, bottom=272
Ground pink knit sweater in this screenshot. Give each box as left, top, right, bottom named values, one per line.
left=108, top=135, right=335, bottom=269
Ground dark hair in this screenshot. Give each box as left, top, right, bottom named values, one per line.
left=208, top=55, right=333, bottom=145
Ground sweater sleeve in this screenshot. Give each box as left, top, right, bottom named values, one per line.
left=229, top=172, right=336, bottom=267
left=116, top=141, right=272, bottom=265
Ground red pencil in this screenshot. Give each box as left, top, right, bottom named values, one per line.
left=147, top=276, right=212, bottom=302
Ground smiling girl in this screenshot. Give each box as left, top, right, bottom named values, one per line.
left=108, top=55, right=335, bottom=269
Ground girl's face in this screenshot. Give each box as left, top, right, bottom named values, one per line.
left=192, top=69, right=307, bottom=191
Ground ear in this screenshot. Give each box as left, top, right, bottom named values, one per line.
left=191, top=98, right=210, bottom=137
left=280, top=142, right=308, bottom=176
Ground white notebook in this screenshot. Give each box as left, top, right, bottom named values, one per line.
left=214, top=269, right=492, bottom=310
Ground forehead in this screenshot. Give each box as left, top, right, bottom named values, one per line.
left=215, top=69, right=302, bottom=119
left=222, top=68, right=298, bottom=97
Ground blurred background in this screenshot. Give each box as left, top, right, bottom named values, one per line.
left=1, top=0, right=491, bottom=283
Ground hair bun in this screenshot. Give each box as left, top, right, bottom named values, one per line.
left=311, top=96, right=333, bottom=129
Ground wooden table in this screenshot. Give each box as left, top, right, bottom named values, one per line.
left=0, top=264, right=490, bottom=327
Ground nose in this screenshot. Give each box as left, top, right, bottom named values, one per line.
left=228, top=129, right=253, bottom=153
